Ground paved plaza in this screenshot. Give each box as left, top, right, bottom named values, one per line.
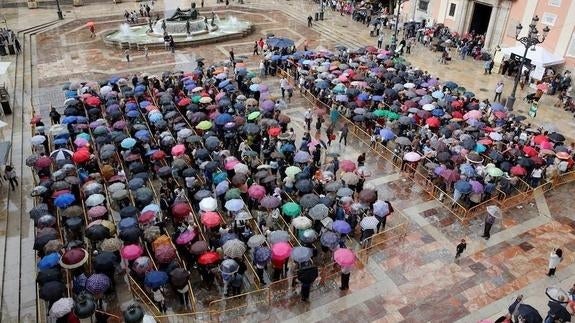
left=1, top=0, right=575, bottom=322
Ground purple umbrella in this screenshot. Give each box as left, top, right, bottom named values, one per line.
left=434, top=165, right=446, bottom=176
left=260, top=195, right=281, bottom=209
left=261, top=100, right=275, bottom=111
left=254, top=247, right=272, bottom=264
left=294, top=151, right=311, bottom=163
left=332, top=220, right=351, bottom=234
left=85, top=273, right=111, bottom=295
left=469, top=180, right=483, bottom=193
left=320, top=231, right=339, bottom=248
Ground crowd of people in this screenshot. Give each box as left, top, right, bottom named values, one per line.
left=0, top=28, right=21, bottom=56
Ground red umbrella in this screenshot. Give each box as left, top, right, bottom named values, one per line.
left=59, top=248, right=89, bottom=269
left=171, top=144, right=186, bottom=157
left=510, top=165, right=527, bottom=176
left=72, top=149, right=91, bottom=164
left=451, top=111, right=463, bottom=119
left=35, top=156, right=52, bottom=168
left=365, top=45, right=378, bottom=53
left=248, top=184, right=266, bottom=200
left=138, top=211, right=156, bottom=224
left=339, top=160, right=356, bottom=172
left=426, top=117, right=441, bottom=128
left=533, top=134, right=548, bottom=145
left=201, top=211, right=221, bottom=228
left=121, top=244, right=143, bottom=260
left=493, top=111, right=507, bottom=119
left=176, top=230, right=197, bottom=245
left=531, top=156, right=546, bottom=166
left=440, top=169, right=460, bottom=182
left=171, top=203, right=191, bottom=219
left=540, top=141, right=554, bottom=150
left=198, top=251, right=220, bottom=265
left=151, top=150, right=166, bottom=160
left=267, top=127, right=281, bottom=137
left=84, top=96, right=101, bottom=107
left=522, top=146, right=538, bottom=157
left=178, top=97, right=191, bottom=107
left=477, top=138, right=493, bottom=145
left=155, top=244, right=176, bottom=264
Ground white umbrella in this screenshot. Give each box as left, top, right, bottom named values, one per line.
left=85, top=194, right=105, bottom=207
left=486, top=205, right=502, bottom=218
left=108, top=182, right=126, bottom=193
left=49, top=297, right=74, bottom=318
left=360, top=216, right=379, bottom=230
left=223, top=239, right=247, bottom=258
left=234, top=163, right=250, bottom=174
left=292, top=216, right=312, bottom=230
left=247, top=234, right=266, bottom=248
left=199, top=197, right=217, bottom=211
left=31, top=135, right=46, bottom=145
left=50, top=148, right=73, bottom=161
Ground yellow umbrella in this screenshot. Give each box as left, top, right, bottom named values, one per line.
left=196, top=120, right=213, bottom=130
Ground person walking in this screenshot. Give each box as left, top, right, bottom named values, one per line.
left=89, top=24, right=96, bottom=38
left=229, top=47, right=235, bottom=62
left=307, top=15, right=313, bottom=27
left=253, top=41, right=259, bottom=55
left=494, top=81, right=504, bottom=102
left=304, top=108, right=313, bottom=131
left=49, top=107, right=61, bottom=124
left=124, top=49, right=130, bottom=62
left=377, top=34, right=383, bottom=49
left=455, top=239, right=467, bottom=259
left=483, top=59, right=491, bottom=75
left=339, top=123, right=349, bottom=146
left=144, top=46, right=149, bottom=60
left=340, top=266, right=351, bottom=291
left=547, top=248, right=563, bottom=276
left=280, top=76, right=288, bottom=99
left=297, top=265, right=318, bottom=302
left=481, top=205, right=499, bottom=240
left=4, top=165, right=18, bottom=191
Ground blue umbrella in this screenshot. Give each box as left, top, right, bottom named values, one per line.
left=315, top=80, right=329, bottom=89
left=431, top=91, right=444, bottom=99
left=126, top=102, right=139, bottom=109
left=491, top=103, right=505, bottom=111
left=134, top=85, right=146, bottom=92
left=38, top=252, right=60, bottom=270
left=267, top=37, right=295, bottom=48
left=459, top=164, right=476, bottom=177
left=215, top=113, right=233, bottom=126
left=320, top=231, right=339, bottom=248
left=444, top=81, right=458, bottom=89
left=134, top=130, right=149, bottom=140
left=212, top=172, right=228, bottom=185
left=379, top=128, right=395, bottom=141
left=474, top=143, right=486, bottom=153
left=454, top=180, right=472, bottom=194
left=86, top=273, right=111, bottom=295
left=119, top=217, right=138, bottom=231
left=65, top=90, right=77, bottom=98
left=332, top=220, right=351, bottom=234
left=431, top=108, right=445, bottom=117
left=144, top=271, right=169, bottom=289
left=218, top=80, right=231, bottom=89
left=126, top=110, right=139, bottom=118
left=148, top=113, right=163, bottom=123
left=54, top=193, right=76, bottom=208
left=270, top=55, right=282, bottom=61
left=254, top=247, right=271, bottom=264
left=281, top=143, right=295, bottom=153
left=62, top=116, right=77, bottom=124
left=372, top=95, right=383, bottom=102
left=249, top=84, right=260, bottom=92
left=121, top=138, right=137, bottom=149
left=220, top=233, right=238, bottom=245
left=357, top=93, right=370, bottom=101
left=53, top=138, right=67, bottom=146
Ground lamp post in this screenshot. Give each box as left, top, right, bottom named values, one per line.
left=506, top=16, right=550, bottom=110
left=392, top=0, right=401, bottom=50
left=56, top=0, right=64, bottom=20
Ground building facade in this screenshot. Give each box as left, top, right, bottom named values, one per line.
left=402, top=0, right=575, bottom=70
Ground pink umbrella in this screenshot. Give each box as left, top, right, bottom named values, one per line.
left=201, top=211, right=221, bottom=228
left=540, top=141, right=553, bottom=150
left=87, top=205, right=107, bottom=220
left=271, top=242, right=292, bottom=260
left=403, top=152, right=421, bottom=162
left=171, top=144, right=186, bottom=156
left=334, top=248, right=356, bottom=266
left=463, top=110, right=482, bottom=120
left=74, top=138, right=89, bottom=147
left=121, top=244, right=143, bottom=260
left=176, top=230, right=197, bottom=245
left=339, top=160, right=356, bottom=172
left=215, top=92, right=226, bottom=101
left=248, top=184, right=266, bottom=200
left=224, top=158, right=240, bottom=170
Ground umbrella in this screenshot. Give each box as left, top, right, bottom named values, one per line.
left=219, top=259, right=239, bottom=275
left=282, top=202, right=301, bottom=217
left=188, top=241, right=209, bottom=255
left=144, top=271, right=169, bottom=289
left=59, top=248, right=89, bottom=269
left=39, top=281, right=66, bottom=302
left=248, top=184, right=266, bottom=200
left=49, top=297, right=74, bottom=318
left=332, top=220, right=352, bottom=234
left=254, top=247, right=272, bottom=263
left=260, top=195, right=281, bottom=209
left=199, top=197, right=218, bottom=211
left=360, top=216, right=379, bottom=230
left=292, top=216, right=312, bottom=229
left=38, top=253, right=61, bottom=270
left=546, top=287, right=570, bottom=304
left=299, top=193, right=320, bottom=209
left=395, top=137, right=411, bottom=146
left=487, top=205, right=502, bottom=218
left=334, top=248, right=356, bottom=266
left=325, top=181, right=342, bottom=192
left=93, top=251, right=118, bottom=273
left=308, top=204, right=329, bottom=220
left=285, top=166, right=302, bottom=177
left=294, top=151, right=311, bottom=163
left=403, top=152, right=421, bottom=162
left=271, top=242, right=292, bottom=260
left=268, top=230, right=290, bottom=244
left=290, top=247, right=312, bottom=263
left=155, top=244, right=177, bottom=264
left=358, top=189, right=377, bottom=203
left=295, top=179, right=313, bottom=194
left=198, top=251, right=221, bottom=265
left=54, top=193, right=76, bottom=208
left=320, top=231, right=339, bottom=248
left=176, top=230, right=197, bottom=245
left=201, top=211, right=221, bottom=228
left=86, top=273, right=111, bottom=295
left=85, top=194, right=105, bottom=207
left=225, top=199, right=244, bottom=212
left=223, top=239, right=247, bottom=258
left=121, top=244, right=143, bottom=260
left=336, top=187, right=354, bottom=197
left=247, top=234, right=266, bottom=248
left=454, top=180, right=472, bottom=194
left=340, top=160, right=356, bottom=172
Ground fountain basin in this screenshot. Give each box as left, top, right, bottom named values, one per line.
left=103, top=16, right=253, bottom=49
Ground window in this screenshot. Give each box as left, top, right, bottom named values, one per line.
left=567, top=34, right=575, bottom=57
left=548, top=0, right=561, bottom=7
left=541, top=12, right=557, bottom=26
left=419, top=0, right=429, bottom=11
left=448, top=3, right=457, bottom=17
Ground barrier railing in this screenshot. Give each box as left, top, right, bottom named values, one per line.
left=208, top=288, right=270, bottom=322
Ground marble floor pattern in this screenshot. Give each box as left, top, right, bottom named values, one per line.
left=1, top=0, right=575, bottom=322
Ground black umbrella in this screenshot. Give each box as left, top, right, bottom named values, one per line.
left=462, top=138, right=476, bottom=150
left=36, top=268, right=63, bottom=285
left=120, top=206, right=139, bottom=219
left=507, top=299, right=542, bottom=323
left=86, top=225, right=110, bottom=241
left=129, top=162, right=146, bottom=174
left=39, top=281, right=66, bottom=302
left=133, top=172, right=149, bottom=181
left=204, top=161, right=219, bottom=172
left=65, top=217, right=83, bottom=230
left=437, top=151, right=452, bottom=163
left=194, top=189, right=212, bottom=201
left=299, top=193, right=320, bottom=209
left=195, top=148, right=210, bottom=161
left=34, top=233, right=59, bottom=251
left=243, top=123, right=260, bottom=135
left=517, top=157, right=534, bottom=168
left=205, top=136, right=221, bottom=151
left=548, top=132, right=565, bottom=143
left=489, top=151, right=504, bottom=162
left=500, top=161, right=512, bottom=172
left=135, top=187, right=154, bottom=204
left=295, top=179, right=313, bottom=194
left=30, top=204, right=51, bottom=219
left=93, top=252, right=118, bottom=273
left=170, top=268, right=190, bottom=288
left=157, top=166, right=172, bottom=177
left=119, top=227, right=141, bottom=243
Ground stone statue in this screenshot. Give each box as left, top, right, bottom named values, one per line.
left=186, top=20, right=191, bottom=35
left=204, top=17, right=209, bottom=31
left=161, top=19, right=166, bottom=32
left=211, top=11, right=215, bottom=26
left=167, top=6, right=199, bottom=21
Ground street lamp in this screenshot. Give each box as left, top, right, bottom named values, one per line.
left=56, top=0, right=64, bottom=20
left=506, top=15, right=550, bottom=110
left=392, top=0, right=402, bottom=50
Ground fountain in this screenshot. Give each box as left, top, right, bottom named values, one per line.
left=103, top=3, right=253, bottom=48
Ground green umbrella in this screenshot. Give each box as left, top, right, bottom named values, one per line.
left=191, top=96, right=201, bottom=104
left=373, top=109, right=387, bottom=118
left=247, top=71, right=256, bottom=79
left=248, top=111, right=261, bottom=121
left=282, top=202, right=301, bottom=217
left=196, top=120, right=212, bottom=130
left=77, top=133, right=91, bottom=141
left=486, top=167, right=503, bottom=177
left=224, top=188, right=242, bottom=201
left=285, top=166, right=302, bottom=177
left=386, top=111, right=400, bottom=120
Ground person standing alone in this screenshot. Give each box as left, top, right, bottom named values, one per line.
left=4, top=165, right=18, bottom=191
left=494, top=81, right=504, bottom=102
left=481, top=205, right=499, bottom=240
left=547, top=248, right=563, bottom=276
left=455, top=239, right=467, bottom=259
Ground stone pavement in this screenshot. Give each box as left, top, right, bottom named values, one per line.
left=1, top=0, right=575, bottom=322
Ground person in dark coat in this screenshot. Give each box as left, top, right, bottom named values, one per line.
left=545, top=297, right=570, bottom=323
left=297, top=265, right=318, bottom=302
